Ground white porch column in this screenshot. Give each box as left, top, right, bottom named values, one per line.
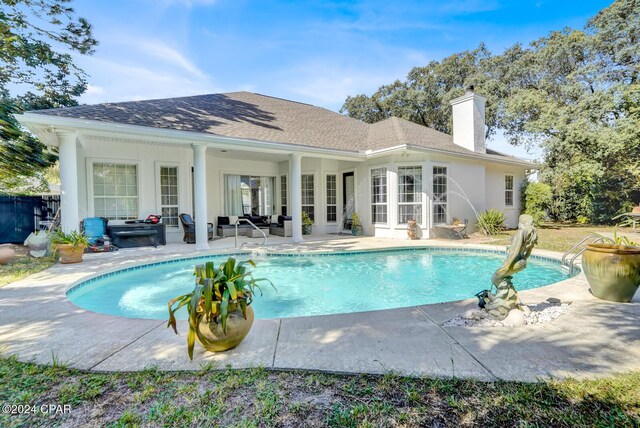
left=57, top=131, right=80, bottom=232
left=192, top=143, right=209, bottom=250
left=289, top=154, right=303, bottom=242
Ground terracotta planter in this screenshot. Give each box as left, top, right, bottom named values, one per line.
left=351, top=225, right=362, bottom=236
left=582, top=243, right=640, bottom=302
left=302, top=224, right=312, bottom=235
left=56, top=244, right=85, bottom=264
left=0, top=247, right=16, bottom=265
left=407, top=220, right=418, bottom=240
left=196, top=304, right=254, bottom=352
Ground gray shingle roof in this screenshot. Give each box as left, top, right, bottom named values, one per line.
left=31, top=91, right=532, bottom=164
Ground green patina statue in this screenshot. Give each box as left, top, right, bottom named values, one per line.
left=482, top=214, right=538, bottom=319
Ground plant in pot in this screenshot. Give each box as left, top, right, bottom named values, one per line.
left=50, top=229, right=89, bottom=264
left=582, top=224, right=640, bottom=303
left=167, top=257, right=273, bottom=359
left=301, top=211, right=313, bottom=235
left=351, top=213, right=363, bottom=236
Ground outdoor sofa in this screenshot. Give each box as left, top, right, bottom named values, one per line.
left=217, top=215, right=271, bottom=237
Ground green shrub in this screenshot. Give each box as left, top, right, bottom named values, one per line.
left=523, top=182, right=552, bottom=225
left=576, top=215, right=590, bottom=224
left=476, top=209, right=505, bottom=236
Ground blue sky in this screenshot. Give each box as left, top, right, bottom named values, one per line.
left=72, top=0, right=612, bottom=158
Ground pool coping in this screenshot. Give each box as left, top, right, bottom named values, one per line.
left=1, top=238, right=639, bottom=382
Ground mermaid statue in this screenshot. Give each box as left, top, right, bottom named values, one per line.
left=481, top=214, right=538, bottom=319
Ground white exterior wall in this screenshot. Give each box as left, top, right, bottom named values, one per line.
left=73, top=135, right=526, bottom=242
left=352, top=153, right=525, bottom=239
left=485, top=166, right=525, bottom=228
left=77, top=136, right=194, bottom=243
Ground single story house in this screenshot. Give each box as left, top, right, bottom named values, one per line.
left=17, top=89, right=535, bottom=248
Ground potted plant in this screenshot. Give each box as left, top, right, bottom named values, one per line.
left=582, top=226, right=640, bottom=302
left=50, top=229, right=89, bottom=264
left=351, top=213, right=363, bottom=236
left=167, top=257, right=273, bottom=359
left=301, top=211, right=313, bottom=235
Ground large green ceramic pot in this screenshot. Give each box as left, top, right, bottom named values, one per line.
left=582, top=243, right=640, bottom=302
left=302, top=224, right=312, bottom=235
left=351, top=225, right=362, bottom=236
left=195, top=304, right=254, bottom=352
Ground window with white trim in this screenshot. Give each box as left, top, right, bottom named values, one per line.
left=432, top=166, right=447, bottom=224
left=93, top=162, right=138, bottom=220
left=301, top=174, right=314, bottom=222
left=398, top=166, right=422, bottom=224
left=280, top=175, right=287, bottom=215
left=160, top=166, right=179, bottom=228
left=371, top=167, right=387, bottom=223
left=326, top=174, right=337, bottom=223
left=505, top=175, right=514, bottom=207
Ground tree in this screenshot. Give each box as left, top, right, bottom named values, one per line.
left=493, top=0, right=640, bottom=223
left=0, top=0, right=97, bottom=194
left=341, top=0, right=640, bottom=223
left=522, top=181, right=553, bottom=225
left=340, top=44, right=499, bottom=137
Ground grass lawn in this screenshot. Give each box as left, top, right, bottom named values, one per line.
left=474, top=223, right=619, bottom=253
left=0, top=247, right=55, bottom=287
left=1, top=224, right=638, bottom=427
left=0, top=356, right=638, bottom=427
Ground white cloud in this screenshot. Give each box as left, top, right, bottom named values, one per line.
left=131, top=39, right=205, bottom=78
left=278, top=60, right=408, bottom=111
left=85, top=84, right=105, bottom=95
left=78, top=55, right=216, bottom=105
left=75, top=27, right=217, bottom=105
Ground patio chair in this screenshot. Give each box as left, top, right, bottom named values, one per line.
left=179, top=213, right=214, bottom=244
left=82, top=217, right=108, bottom=245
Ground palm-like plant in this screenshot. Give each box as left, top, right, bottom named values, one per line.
left=476, top=209, right=505, bottom=236
left=167, top=257, right=273, bottom=360
left=50, top=229, right=89, bottom=249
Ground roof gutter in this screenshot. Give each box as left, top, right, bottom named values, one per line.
left=365, top=144, right=537, bottom=168
left=16, top=113, right=365, bottom=162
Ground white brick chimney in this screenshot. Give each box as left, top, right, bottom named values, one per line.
left=450, top=86, right=487, bottom=153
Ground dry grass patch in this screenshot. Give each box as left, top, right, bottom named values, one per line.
left=0, top=245, right=55, bottom=287
left=473, top=223, right=619, bottom=253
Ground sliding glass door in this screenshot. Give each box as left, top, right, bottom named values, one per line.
left=224, top=174, right=275, bottom=216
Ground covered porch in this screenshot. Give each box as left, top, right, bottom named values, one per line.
left=48, top=130, right=363, bottom=249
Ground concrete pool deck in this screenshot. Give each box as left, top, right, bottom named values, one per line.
left=1, top=236, right=639, bottom=382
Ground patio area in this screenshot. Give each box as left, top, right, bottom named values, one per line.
left=1, top=236, right=639, bottom=382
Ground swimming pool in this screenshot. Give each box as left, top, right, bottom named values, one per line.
left=67, top=248, right=571, bottom=320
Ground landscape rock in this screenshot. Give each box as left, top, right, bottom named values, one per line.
left=502, top=308, right=528, bottom=326
left=443, top=302, right=570, bottom=328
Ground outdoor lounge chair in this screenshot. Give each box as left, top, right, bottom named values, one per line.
left=179, top=213, right=214, bottom=244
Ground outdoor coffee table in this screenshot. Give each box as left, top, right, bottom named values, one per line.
left=434, top=223, right=467, bottom=239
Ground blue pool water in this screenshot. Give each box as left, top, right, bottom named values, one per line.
left=67, top=249, right=570, bottom=320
